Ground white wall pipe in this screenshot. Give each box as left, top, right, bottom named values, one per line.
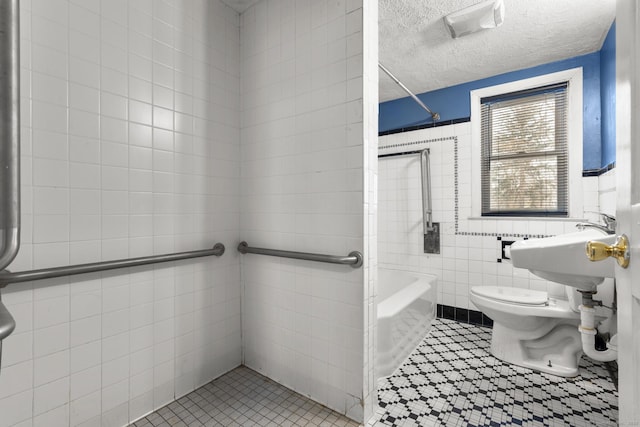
left=578, top=304, right=617, bottom=362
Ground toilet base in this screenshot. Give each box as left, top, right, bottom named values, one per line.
left=490, top=321, right=583, bottom=377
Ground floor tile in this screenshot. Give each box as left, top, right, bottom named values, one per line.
left=129, top=366, right=361, bottom=427
left=371, top=319, right=618, bottom=427
left=133, top=319, right=617, bottom=427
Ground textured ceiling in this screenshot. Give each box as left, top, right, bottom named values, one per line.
left=223, top=0, right=616, bottom=103
left=379, top=0, right=616, bottom=101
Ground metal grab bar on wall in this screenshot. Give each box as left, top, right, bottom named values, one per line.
left=379, top=148, right=440, bottom=254
left=420, top=149, right=433, bottom=232
left=0, top=0, right=21, bottom=272
left=0, top=243, right=226, bottom=288
left=237, top=241, right=363, bottom=268
left=0, top=0, right=20, bottom=375
left=0, top=300, right=15, bottom=342
left=0, top=299, right=15, bottom=369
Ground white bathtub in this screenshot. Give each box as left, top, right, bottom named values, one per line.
left=377, top=268, right=437, bottom=379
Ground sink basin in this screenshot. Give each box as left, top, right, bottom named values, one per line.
left=510, top=229, right=616, bottom=290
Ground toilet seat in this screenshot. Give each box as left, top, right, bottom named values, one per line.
left=471, top=286, right=548, bottom=306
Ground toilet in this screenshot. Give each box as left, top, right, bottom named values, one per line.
left=470, top=284, right=585, bottom=377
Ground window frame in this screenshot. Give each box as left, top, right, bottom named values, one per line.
left=470, top=68, right=584, bottom=219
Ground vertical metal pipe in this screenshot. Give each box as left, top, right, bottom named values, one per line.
left=420, top=149, right=433, bottom=232
left=0, top=0, right=20, bottom=271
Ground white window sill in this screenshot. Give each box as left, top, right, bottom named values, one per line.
left=467, top=216, right=586, bottom=222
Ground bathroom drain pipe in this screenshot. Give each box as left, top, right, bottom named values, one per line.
left=578, top=304, right=617, bottom=362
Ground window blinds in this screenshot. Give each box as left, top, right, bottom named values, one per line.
left=480, top=83, right=569, bottom=217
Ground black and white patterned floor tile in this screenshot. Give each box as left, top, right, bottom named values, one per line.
left=373, top=319, right=618, bottom=427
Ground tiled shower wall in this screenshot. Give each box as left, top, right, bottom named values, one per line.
left=239, top=0, right=374, bottom=422
left=361, top=0, right=379, bottom=422
left=378, top=123, right=603, bottom=311
left=0, top=1, right=242, bottom=426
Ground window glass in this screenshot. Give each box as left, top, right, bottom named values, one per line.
left=481, top=83, right=568, bottom=217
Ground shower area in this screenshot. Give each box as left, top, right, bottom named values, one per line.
left=0, top=1, right=380, bottom=426
left=376, top=143, right=439, bottom=380
left=376, top=136, right=444, bottom=376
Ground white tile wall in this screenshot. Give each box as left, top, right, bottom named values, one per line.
left=599, top=168, right=616, bottom=216
left=239, top=0, right=370, bottom=422
left=378, top=124, right=603, bottom=311
left=1, top=1, right=242, bottom=426
left=361, top=0, right=378, bottom=423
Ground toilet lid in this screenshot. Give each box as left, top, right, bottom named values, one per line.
left=472, top=286, right=548, bottom=305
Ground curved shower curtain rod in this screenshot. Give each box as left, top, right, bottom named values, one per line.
left=378, top=63, right=440, bottom=122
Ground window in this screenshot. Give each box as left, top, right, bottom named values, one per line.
left=481, top=83, right=568, bottom=216
left=470, top=68, right=583, bottom=219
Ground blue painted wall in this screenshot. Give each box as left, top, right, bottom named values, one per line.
left=600, top=23, right=616, bottom=168
left=380, top=26, right=617, bottom=170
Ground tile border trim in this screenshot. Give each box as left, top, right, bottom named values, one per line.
left=379, top=134, right=552, bottom=239
left=437, top=304, right=493, bottom=328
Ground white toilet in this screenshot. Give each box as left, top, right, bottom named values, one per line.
left=470, top=284, right=586, bottom=377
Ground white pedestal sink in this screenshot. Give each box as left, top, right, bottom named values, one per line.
left=510, top=229, right=616, bottom=291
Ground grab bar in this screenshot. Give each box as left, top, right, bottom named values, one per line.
left=0, top=0, right=21, bottom=271
left=237, top=241, right=363, bottom=268
left=420, top=149, right=433, bottom=232
left=0, top=300, right=15, bottom=342
left=0, top=243, right=226, bottom=288
left=0, top=0, right=20, bottom=375
left=0, top=298, right=15, bottom=369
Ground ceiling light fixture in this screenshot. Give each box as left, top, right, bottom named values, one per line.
left=444, top=0, right=505, bottom=39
